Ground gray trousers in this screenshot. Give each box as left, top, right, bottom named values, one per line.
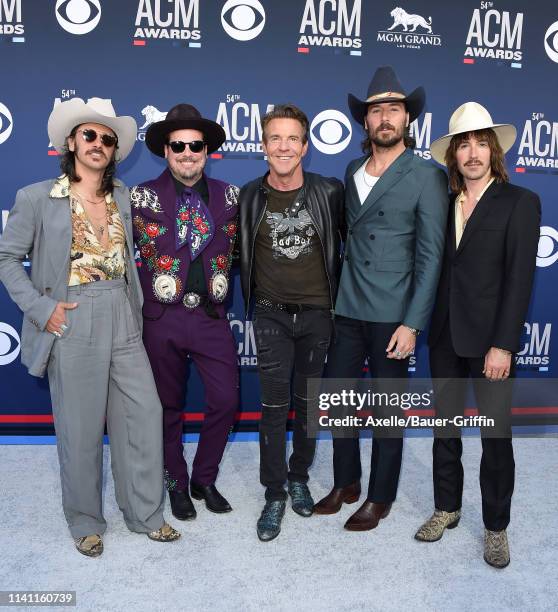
left=47, top=279, right=165, bottom=538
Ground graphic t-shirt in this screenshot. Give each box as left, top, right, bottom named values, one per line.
left=254, top=179, right=330, bottom=306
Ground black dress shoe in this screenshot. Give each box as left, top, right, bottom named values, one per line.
left=190, top=482, right=232, bottom=513
left=168, top=489, right=197, bottom=521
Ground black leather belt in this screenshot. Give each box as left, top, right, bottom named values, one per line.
left=255, top=296, right=328, bottom=314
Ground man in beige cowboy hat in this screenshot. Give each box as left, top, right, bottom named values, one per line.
left=415, top=102, right=541, bottom=568
left=0, top=97, right=180, bottom=556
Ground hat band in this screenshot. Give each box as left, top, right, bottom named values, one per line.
left=365, top=92, right=406, bottom=103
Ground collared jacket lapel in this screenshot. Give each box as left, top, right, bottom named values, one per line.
left=352, top=149, right=414, bottom=223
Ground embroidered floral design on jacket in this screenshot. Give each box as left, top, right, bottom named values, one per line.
left=133, top=216, right=179, bottom=273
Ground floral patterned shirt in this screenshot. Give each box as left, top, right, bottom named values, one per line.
left=49, top=175, right=127, bottom=286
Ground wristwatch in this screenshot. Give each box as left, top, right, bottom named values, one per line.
left=404, top=326, right=420, bottom=336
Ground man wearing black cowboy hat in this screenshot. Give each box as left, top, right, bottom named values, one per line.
left=314, top=66, right=449, bottom=531
left=131, top=104, right=239, bottom=520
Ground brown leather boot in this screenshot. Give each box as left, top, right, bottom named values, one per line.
left=313, top=482, right=361, bottom=515
left=344, top=501, right=392, bottom=531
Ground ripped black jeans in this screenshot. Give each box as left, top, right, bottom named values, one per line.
left=253, top=305, right=332, bottom=501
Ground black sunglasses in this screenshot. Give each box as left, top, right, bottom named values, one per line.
left=167, top=140, right=206, bottom=154
left=77, top=128, right=118, bottom=148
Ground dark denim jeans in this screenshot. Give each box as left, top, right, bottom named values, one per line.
left=253, top=305, right=332, bottom=501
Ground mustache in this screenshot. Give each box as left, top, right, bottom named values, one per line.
left=87, top=148, right=106, bottom=157
left=464, top=159, right=483, bottom=166
left=375, top=122, right=395, bottom=132
left=176, top=156, right=199, bottom=163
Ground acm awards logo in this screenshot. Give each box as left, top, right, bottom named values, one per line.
left=0, top=322, right=20, bottom=367
left=0, top=102, right=14, bottom=145
left=56, top=0, right=101, bottom=35
left=214, top=96, right=273, bottom=158
left=537, top=227, right=558, bottom=268
left=134, top=0, right=201, bottom=44
left=377, top=6, right=442, bottom=50
left=221, top=0, right=265, bottom=41
left=516, top=322, right=551, bottom=371
left=228, top=314, right=257, bottom=368
left=298, top=0, right=362, bottom=55
left=137, top=104, right=168, bottom=141
left=409, top=112, right=432, bottom=160
left=0, top=0, right=24, bottom=37
left=463, top=2, right=523, bottom=67
left=310, top=110, right=352, bottom=155
left=544, top=20, right=558, bottom=64
left=515, top=113, right=558, bottom=174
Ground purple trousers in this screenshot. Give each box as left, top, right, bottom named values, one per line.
left=142, top=300, right=238, bottom=491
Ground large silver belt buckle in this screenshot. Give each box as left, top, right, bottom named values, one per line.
left=183, top=292, right=201, bottom=309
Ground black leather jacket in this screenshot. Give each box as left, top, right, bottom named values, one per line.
left=239, top=171, right=345, bottom=313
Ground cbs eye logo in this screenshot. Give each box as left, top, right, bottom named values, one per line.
left=544, top=21, right=558, bottom=63
left=221, top=0, right=266, bottom=41
left=310, top=110, right=352, bottom=155
left=0, top=323, right=20, bottom=366
left=56, top=0, right=101, bottom=35
left=537, top=226, right=558, bottom=268
left=0, top=102, right=13, bottom=145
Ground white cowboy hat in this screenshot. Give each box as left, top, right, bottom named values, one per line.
left=47, top=97, right=137, bottom=161
left=430, top=102, right=517, bottom=166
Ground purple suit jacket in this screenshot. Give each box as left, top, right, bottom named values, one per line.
left=131, top=169, right=238, bottom=316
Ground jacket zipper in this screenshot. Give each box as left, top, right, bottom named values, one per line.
left=247, top=188, right=269, bottom=312
left=306, top=205, right=334, bottom=312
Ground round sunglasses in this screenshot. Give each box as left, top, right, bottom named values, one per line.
left=167, top=140, right=206, bottom=154
left=77, top=128, right=118, bottom=148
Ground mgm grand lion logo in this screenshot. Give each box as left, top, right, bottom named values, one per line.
left=139, top=105, right=168, bottom=130
left=388, top=7, right=432, bottom=33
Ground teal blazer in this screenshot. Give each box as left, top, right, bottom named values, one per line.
left=335, top=149, right=449, bottom=330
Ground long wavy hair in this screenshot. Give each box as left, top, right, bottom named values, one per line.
left=59, top=125, right=118, bottom=196
left=445, top=128, right=509, bottom=194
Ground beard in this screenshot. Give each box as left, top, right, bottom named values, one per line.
left=368, top=122, right=405, bottom=149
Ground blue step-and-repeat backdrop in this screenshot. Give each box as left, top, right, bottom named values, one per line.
left=0, top=0, right=557, bottom=437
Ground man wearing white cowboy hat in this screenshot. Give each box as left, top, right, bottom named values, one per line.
left=415, top=102, right=540, bottom=569
left=314, top=66, right=449, bottom=530
left=0, top=97, right=180, bottom=556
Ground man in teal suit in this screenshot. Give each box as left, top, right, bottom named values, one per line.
left=315, top=66, right=449, bottom=530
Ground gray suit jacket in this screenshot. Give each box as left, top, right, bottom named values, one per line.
left=0, top=177, right=143, bottom=377
left=335, top=149, right=449, bottom=329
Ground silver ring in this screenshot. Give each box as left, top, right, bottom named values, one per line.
left=53, top=331, right=61, bottom=338
left=396, top=351, right=401, bottom=357
left=60, top=324, right=68, bottom=332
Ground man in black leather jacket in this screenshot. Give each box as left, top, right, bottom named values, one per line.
left=238, top=104, right=344, bottom=541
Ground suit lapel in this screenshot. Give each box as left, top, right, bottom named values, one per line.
left=44, top=180, right=72, bottom=280
left=352, top=149, right=413, bottom=223
left=112, top=182, right=136, bottom=262
left=455, top=181, right=500, bottom=256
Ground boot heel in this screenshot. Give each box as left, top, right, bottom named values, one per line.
left=344, top=494, right=360, bottom=504
left=447, top=517, right=460, bottom=529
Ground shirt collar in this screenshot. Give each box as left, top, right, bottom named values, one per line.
left=49, top=174, right=119, bottom=203
left=456, top=176, right=495, bottom=205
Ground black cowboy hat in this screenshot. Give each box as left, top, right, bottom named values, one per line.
left=145, top=103, right=226, bottom=156
left=348, top=66, right=425, bottom=125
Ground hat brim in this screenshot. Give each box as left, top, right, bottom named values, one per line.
left=430, top=124, right=517, bottom=166
left=348, top=86, right=426, bottom=125
left=47, top=98, right=137, bottom=162
left=145, top=118, right=226, bottom=157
